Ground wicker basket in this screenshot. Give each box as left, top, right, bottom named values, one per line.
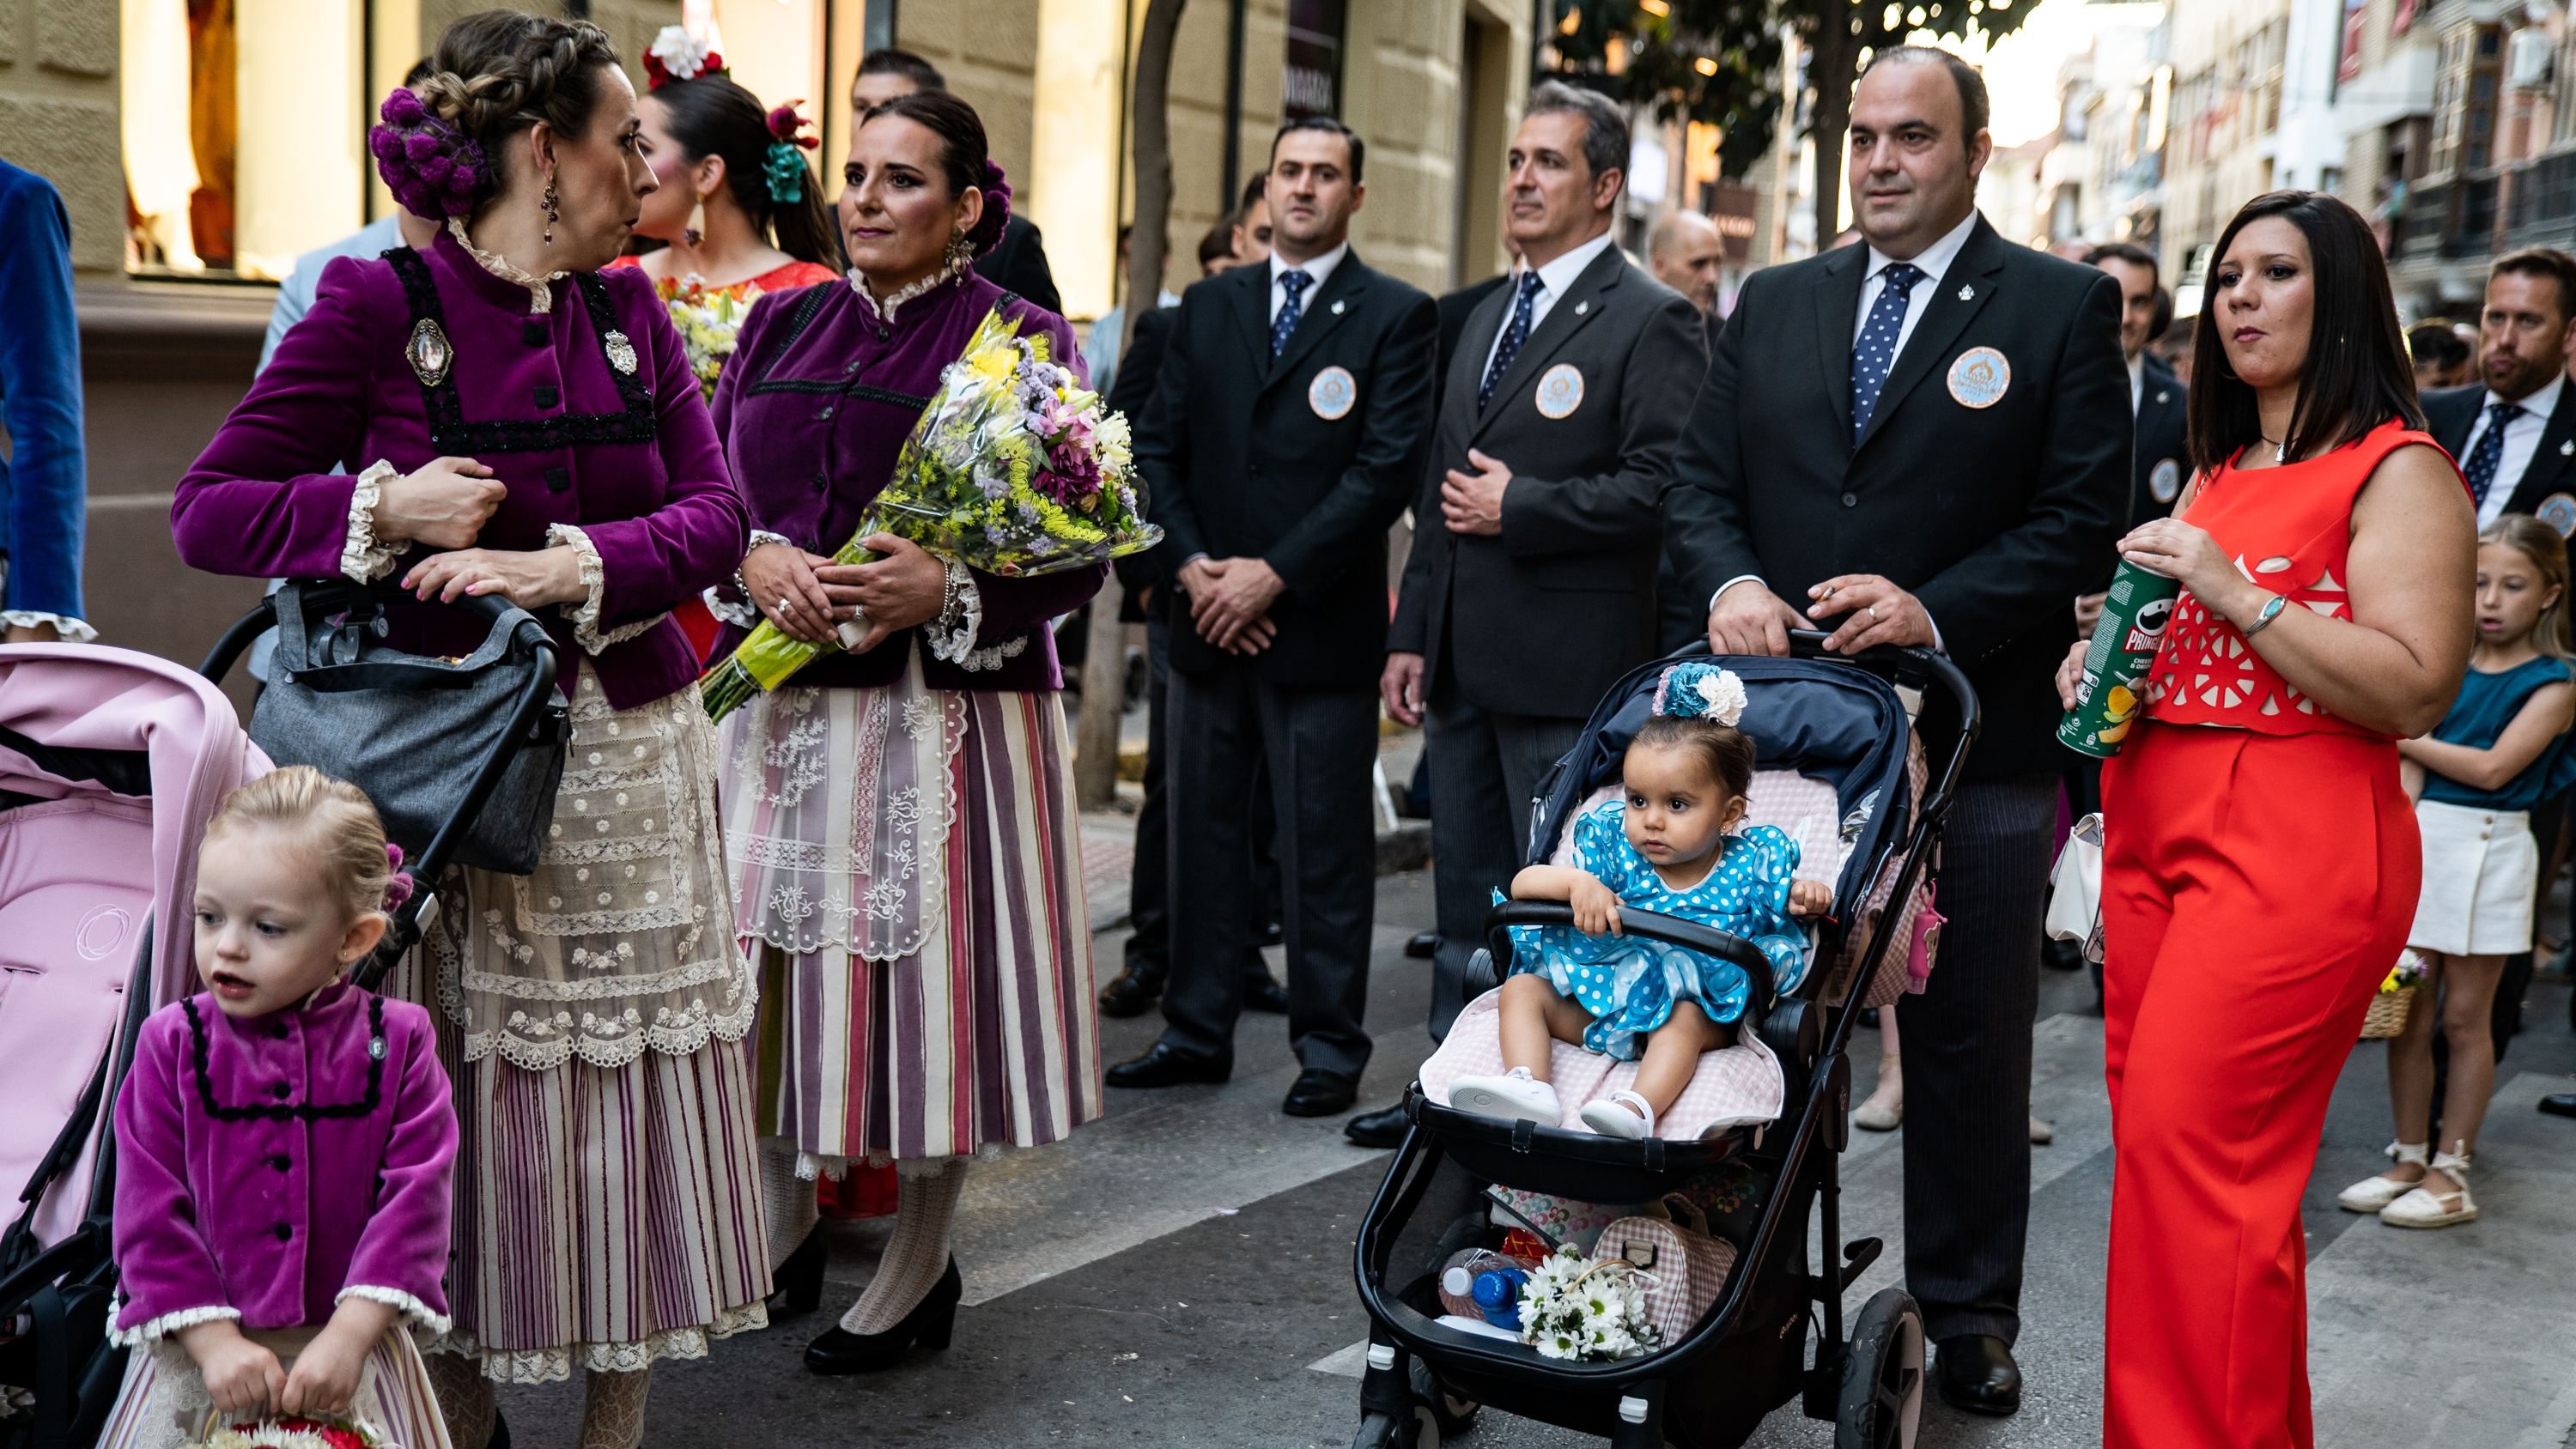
left=2360, top=985, right=2415, bottom=1040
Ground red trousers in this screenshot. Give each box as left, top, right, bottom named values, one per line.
left=2099, top=723, right=2416, bottom=1449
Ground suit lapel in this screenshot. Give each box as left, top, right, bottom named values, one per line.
left=1266, top=253, right=1368, bottom=389
left=1468, top=246, right=1623, bottom=446
left=1228, top=263, right=1273, bottom=373
left=1812, top=244, right=1864, bottom=437
left=2506, top=385, right=2576, bottom=512
left=1856, top=216, right=2004, bottom=452
left=1448, top=282, right=1512, bottom=423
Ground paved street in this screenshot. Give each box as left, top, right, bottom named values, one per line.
left=478, top=851, right=2576, bottom=1448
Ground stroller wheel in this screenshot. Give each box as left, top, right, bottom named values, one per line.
left=1836, top=1287, right=1924, bottom=1449
left=1350, top=1407, right=1425, bottom=1449
left=1411, top=1356, right=1479, bottom=1438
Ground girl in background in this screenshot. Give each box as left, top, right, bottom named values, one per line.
left=2341, top=514, right=2576, bottom=1228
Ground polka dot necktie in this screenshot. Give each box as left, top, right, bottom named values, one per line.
left=1479, top=271, right=1548, bottom=413
left=2464, top=401, right=2525, bottom=509
left=1270, top=269, right=1312, bottom=360
left=1849, top=262, right=1925, bottom=443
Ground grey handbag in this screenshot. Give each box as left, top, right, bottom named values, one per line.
left=249, top=579, right=569, bottom=875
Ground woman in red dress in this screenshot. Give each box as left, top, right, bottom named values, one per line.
left=2059, top=191, right=2476, bottom=1448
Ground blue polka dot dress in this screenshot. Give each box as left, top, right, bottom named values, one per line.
left=1503, top=803, right=1809, bottom=1063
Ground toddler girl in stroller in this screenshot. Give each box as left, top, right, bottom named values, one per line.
left=1449, top=664, right=1831, bottom=1141
left=97, top=767, right=456, bottom=1449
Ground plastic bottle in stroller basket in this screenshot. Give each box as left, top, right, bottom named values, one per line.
left=2057, top=558, right=2182, bottom=760
left=1438, top=1248, right=1530, bottom=1318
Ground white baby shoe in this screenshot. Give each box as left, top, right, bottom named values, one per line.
left=1580, top=1090, right=1657, bottom=1141
left=1448, top=1068, right=1562, bottom=1125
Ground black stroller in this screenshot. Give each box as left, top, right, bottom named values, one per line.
left=1347, top=634, right=1977, bottom=1449
left=0, top=582, right=561, bottom=1448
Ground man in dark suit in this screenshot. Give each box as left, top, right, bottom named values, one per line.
left=1109, top=118, right=1439, bottom=1117
left=2421, top=248, right=2576, bottom=528
left=1666, top=47, right=2127, bottom=1415
left=850, top=48, right=1061, bottom=316
left=1343, top=83, right=1707, bottom=1149
left=2083, top=244, right=2188, bottom=536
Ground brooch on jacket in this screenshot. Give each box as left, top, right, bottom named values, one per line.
left=183, top=995, right=388, bottom=1122
left=407, top=320, right=452, bottom=387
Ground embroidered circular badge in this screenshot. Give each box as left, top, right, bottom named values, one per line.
left=2149, top=458, right=2182, bottom=504
left=2541, top=493, right=2576, bottom=538
left=1534, top=363, right=1585, bottom=420
left=1946, top=346, right=2010, bottom=409
left=1309, top=365, right=1357, bottom=421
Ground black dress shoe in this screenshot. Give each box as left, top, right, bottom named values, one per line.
left=1934, top=1334, right=2022, bottom=1416
left=2541, top=1093, right=2576, bottom=1119
left=488, top=1410, right=511, bottom=1449
left=1405, top=931, right=1438, bottom=960
left=1242, top=973, right=1291, bottom=1013
left=769, top=1223, right=828, bottom=1317
left=1097, top=967, right=1163, bottom=1019
left=805, top=1258, right=961, bottom=1374
left=1105, top=1041, right=1231, bottom=1088
left=1283, top=1067, right=1358, bottom=1117
left=1344, top=1100, right=1407, bottom=1148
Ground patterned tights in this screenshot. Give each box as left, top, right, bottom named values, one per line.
left=419, top=1354, right=653, bottom=1449
left=758, top=1135, right=821, bottom=1266
left=840, top=1158, right=969, bottom=1334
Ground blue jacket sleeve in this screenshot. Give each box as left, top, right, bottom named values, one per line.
left=0, top=164, right=88, bottom=626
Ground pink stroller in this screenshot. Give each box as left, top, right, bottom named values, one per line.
left=0, top=645, right=267, bottom=1449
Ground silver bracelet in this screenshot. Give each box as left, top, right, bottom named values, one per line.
left=2240, top=592, right=2288, bottom=637
left=736, top=530, right=797, bottom=609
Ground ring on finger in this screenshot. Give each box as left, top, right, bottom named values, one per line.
left=1868, top=603, right=1880, bottom=621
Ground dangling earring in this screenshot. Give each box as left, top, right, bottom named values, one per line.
left=542, top=179, right=559, bottom=246
left=944, top=227, right=972, bottom=272
left=684, top=190, right=707, bottom=249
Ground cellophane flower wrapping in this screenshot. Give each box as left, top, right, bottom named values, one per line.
left=1520, top=1246, right=1661, bottom=1362
left=204, top=1414, right=380, bottom=1449
left=658, top=275, right=762, bottom=403
left=700, top=305, right=1160, bottom=720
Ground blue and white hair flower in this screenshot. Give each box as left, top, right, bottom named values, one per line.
left=1649, top=660, right=1749, bottom=727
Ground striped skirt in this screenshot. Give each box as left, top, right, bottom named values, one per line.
left=723, top=660, right=1103, bottom=1164
left=97, top=1325, right=452, bottom=1449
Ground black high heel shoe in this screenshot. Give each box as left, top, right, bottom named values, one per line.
left=769, top=1225, right=829, bottom=1317
left=803, top=1257, right=962, bottom=1374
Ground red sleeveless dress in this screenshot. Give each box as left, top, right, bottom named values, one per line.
left=2098, top=420, right=2455, bottom=1449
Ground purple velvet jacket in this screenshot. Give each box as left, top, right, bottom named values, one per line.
left=173, top=230, right=749, bottom=711
left=708, top=270, right=1103, bottom=692
left=110, top=985, right=456, bottom=1343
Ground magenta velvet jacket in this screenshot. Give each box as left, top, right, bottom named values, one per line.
left=109, top=984, right=457, bottom=1343
left=172, top=230, right=748, bottom=711
left=708, top=270, right=1103, bottom=692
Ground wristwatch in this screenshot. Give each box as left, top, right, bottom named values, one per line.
left=2240, top=592, right=2288, bottom=637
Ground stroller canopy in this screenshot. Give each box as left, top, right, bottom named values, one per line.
left=1526, top=653, right=1913, bottom=917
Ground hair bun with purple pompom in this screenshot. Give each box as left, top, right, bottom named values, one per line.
left=380, top=840, right=417, bottom=914
left=370, top=85, right=485, bottom=220
left=969, top=160, right=1012, bottom=257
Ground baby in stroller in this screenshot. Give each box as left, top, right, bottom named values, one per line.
left=1449, top=664, right=1831, bottom=1141
left=99, top=767, right=456, bottom=1449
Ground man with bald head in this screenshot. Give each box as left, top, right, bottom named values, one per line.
left=1666, top=45, right=2126, bottom=1416
left=1648, top=209, right=1725, bottom=348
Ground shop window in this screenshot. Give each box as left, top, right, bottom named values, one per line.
left=1284, top=0, right=1346, bottom=120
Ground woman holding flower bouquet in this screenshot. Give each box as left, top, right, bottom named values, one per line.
left=706, top=88, right=1112, bottom=1374
left=171, top=14, right=770, bottom=1449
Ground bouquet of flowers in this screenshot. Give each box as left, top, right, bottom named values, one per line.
left=657, top=274, right=763, bottom=403
left=699, top=305, right=1160, bottom=721
left=1518, top=1246, right=1662, bottom=1361
left=2380, top=949, right=2427, bottom=995
left=202, top=1414, right=380, bottom=1449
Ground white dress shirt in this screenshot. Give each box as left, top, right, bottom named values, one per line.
left=1269, top=241, right=1349, bottom=323
left=1478, top=228, right=1620, bottom=383
left=2127, top=352, right=2145, bottom=415
left=2463, top=372, right=2566, bottom=528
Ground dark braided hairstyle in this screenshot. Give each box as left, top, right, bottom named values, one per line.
left=648, top=74, right=843, bottom=269
left=859, top=88, right=1011, bottom=256
left=410, top=10, right=622, bottom=217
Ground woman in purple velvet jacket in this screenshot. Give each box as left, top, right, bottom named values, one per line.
left=169, top=15, right=764, bottom=1449
left=708, top=89, right=1104, bottom=1373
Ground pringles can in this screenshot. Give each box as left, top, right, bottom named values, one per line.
left=2057, top=560, right=2182, bottom=759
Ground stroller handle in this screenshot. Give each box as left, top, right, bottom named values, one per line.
left=1481, top=900, right=1777, bottom=1018
left=199, top=579, right=562, bottom=991
left=1749, top=630, right=1980, bottom=827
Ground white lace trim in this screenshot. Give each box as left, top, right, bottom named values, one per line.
left=336, top=1284, right=452, bottom=1336
left=846, top=257, right=967, bottom=324
left=0, top=611, right=97, bottom=642
left=416, top=1300, right=768, bottom=1385
left=957, top=633, right=1028, bottom=673
left=546, top=523, right=668, bottom=656
left=921, top=557, right=983, bottom=666
left=341, top=459, right=403, bottom=583
left=449, top=218, right=567, bottom=313
left=108, top=1303, right=240, bottom=1348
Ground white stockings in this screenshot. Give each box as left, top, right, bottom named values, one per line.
left=758, top=1135, right=821, bottom=1268
left=421, top=1353, right=650, bottom=1449
left=839, top=1158, right=969, bottom=1334
left=578, top=1367, right=652, bottom=1449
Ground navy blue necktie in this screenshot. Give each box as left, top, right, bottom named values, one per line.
left=1479, top=271, right=1547, bottom=412
left=1849, top=262, right=1925, bottom=441
left=1270, top=270, right=1312, bottom=360
left=2464, top=401, right=2524, bottom=509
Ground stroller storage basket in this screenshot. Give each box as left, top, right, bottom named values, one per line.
left=1348, top=634, right=1978, bottom=1449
